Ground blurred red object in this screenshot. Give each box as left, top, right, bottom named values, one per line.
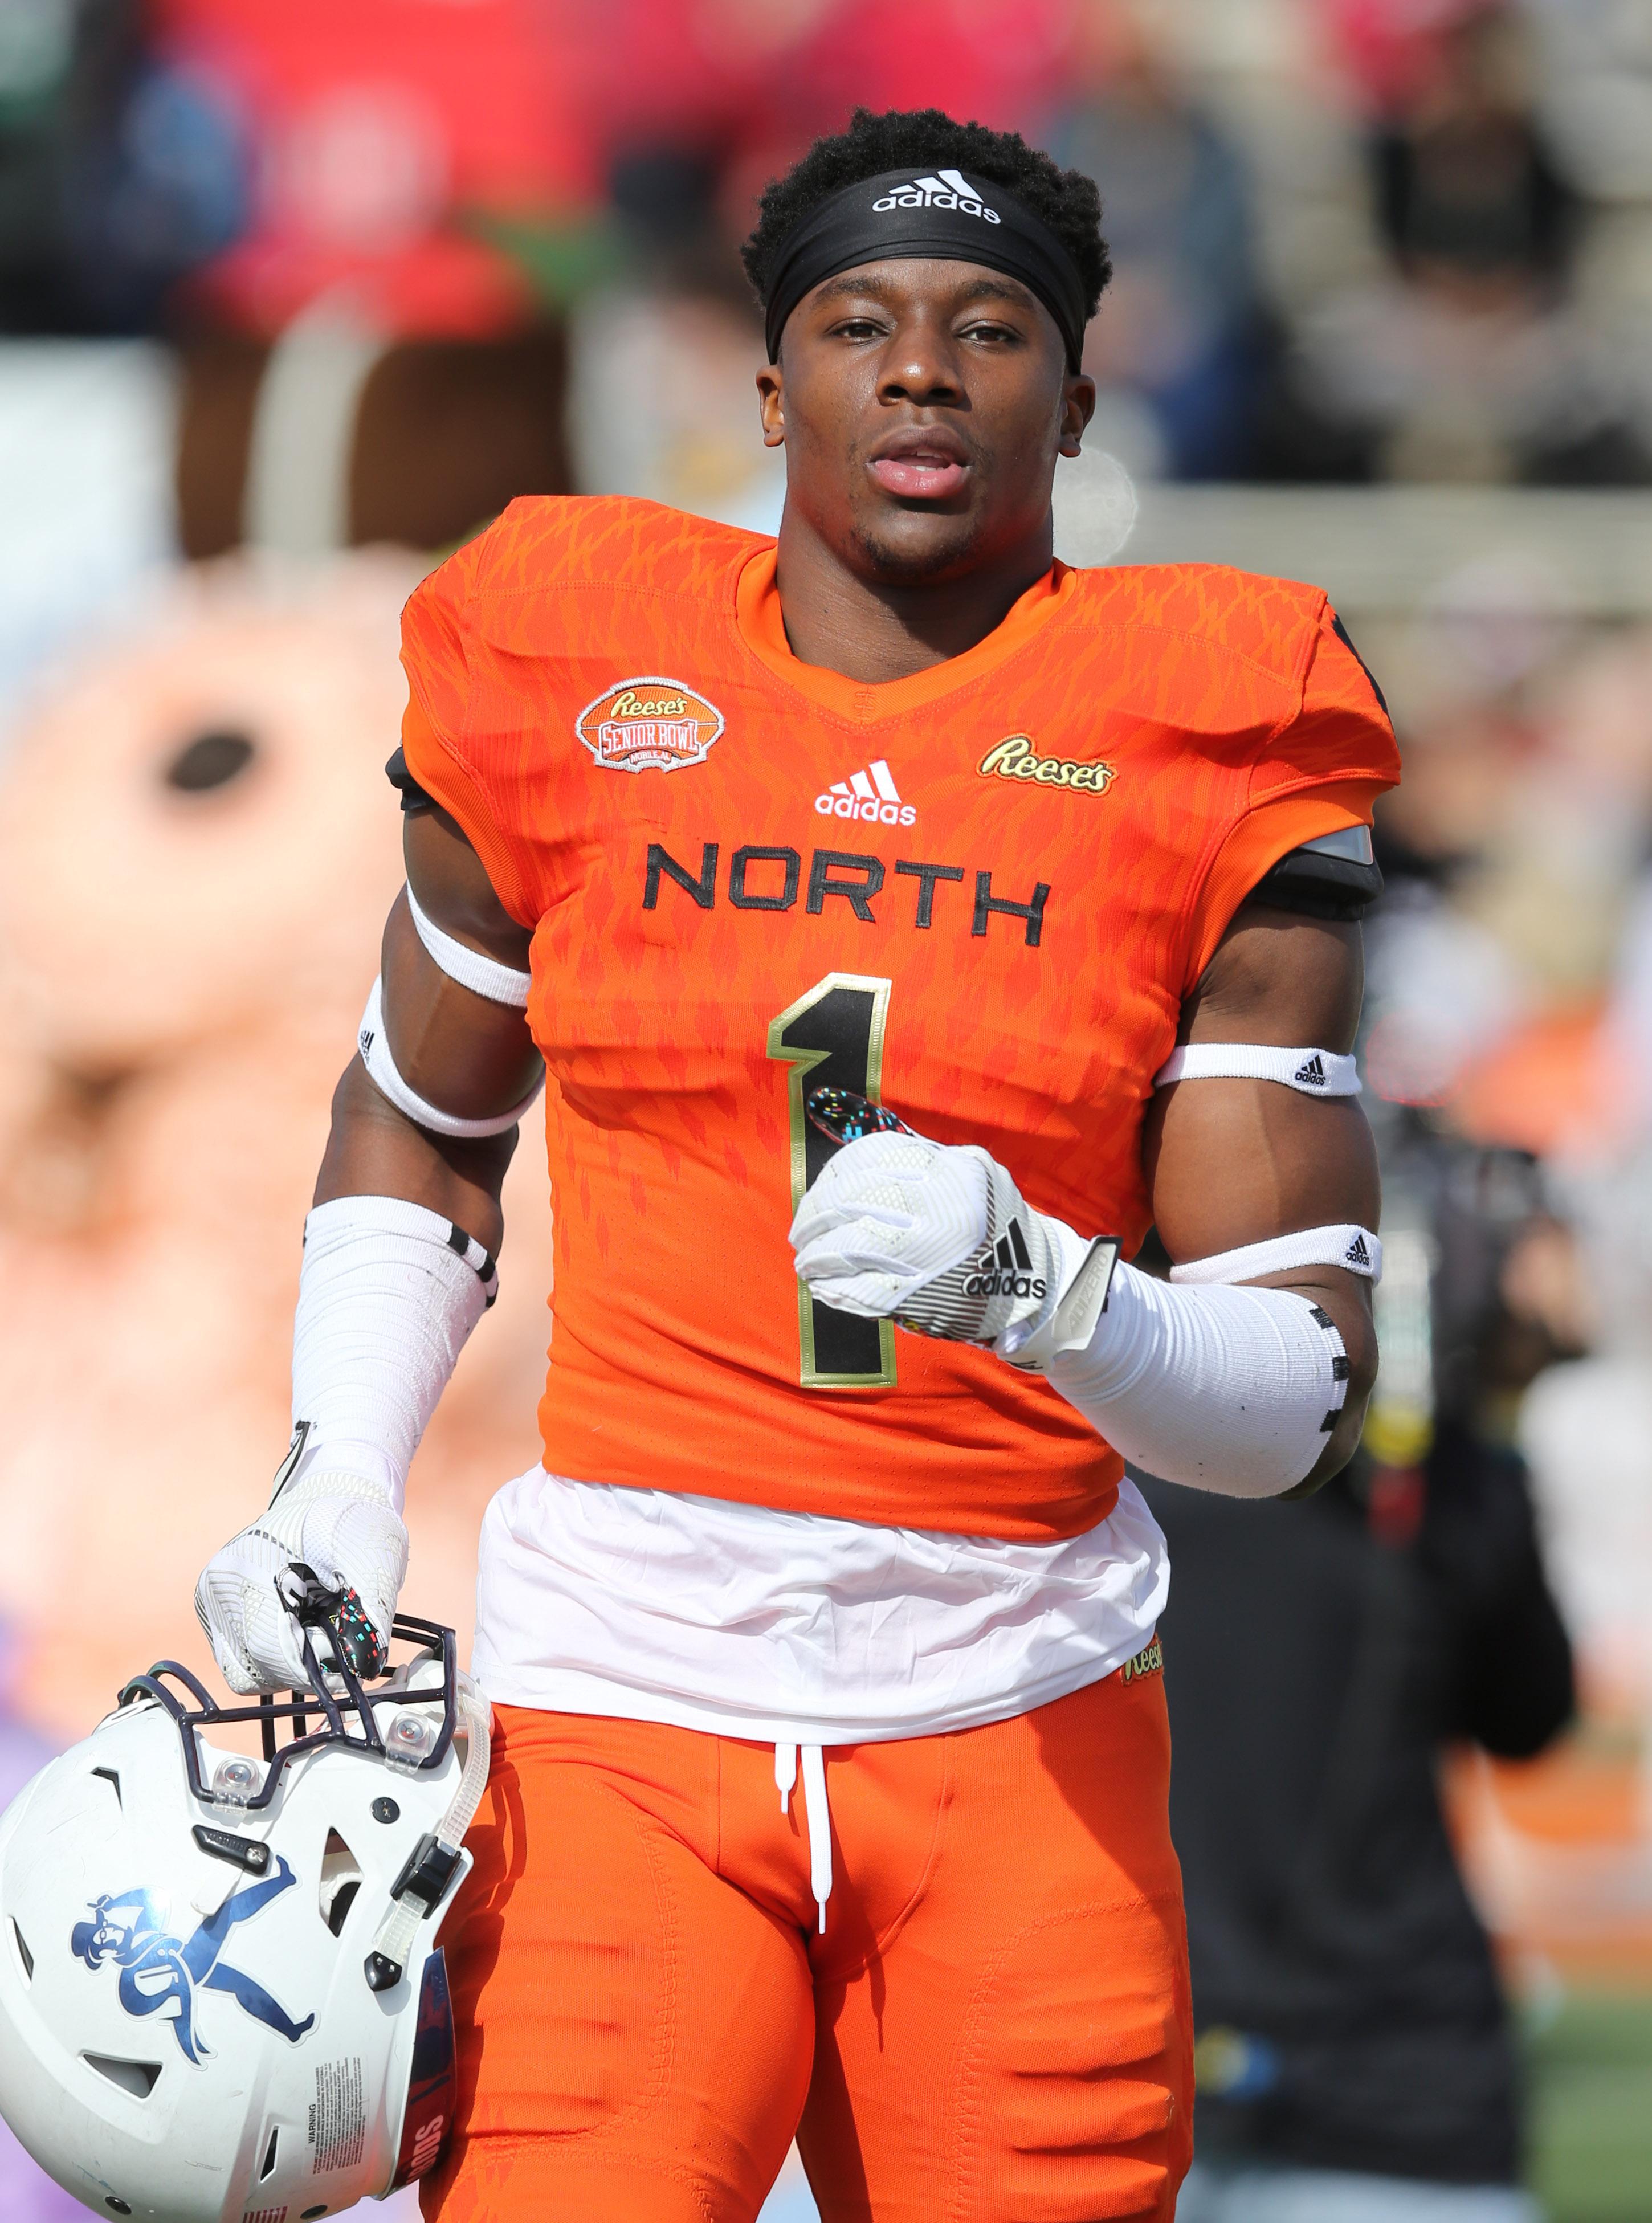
left=1367, top=1462, right=1427, bottom=1548
left=1328, top=0, right=1504, bottom=108
left=555, top=0, right=1084, bottom=234
left=788, top=0, right=1081, bottom=141
left=153, top=0, right=602, bottom=336
left=1447, top=1002, right=1627, bottom=1156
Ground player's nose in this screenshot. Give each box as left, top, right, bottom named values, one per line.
left=876, top=315, right=966, bottom=408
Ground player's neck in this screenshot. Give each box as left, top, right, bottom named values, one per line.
left=773, top=509, right=1055, bottom=683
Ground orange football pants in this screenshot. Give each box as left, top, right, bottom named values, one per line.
left=423, top=1669, right=1192, bottom=2222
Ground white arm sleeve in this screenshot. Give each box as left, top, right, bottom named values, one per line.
left=1045, top=1264, right=1348, bottom=1497
left=289, top=1194, right=496, bottom=1511
left=195, top=1193, right=495, bottom=1691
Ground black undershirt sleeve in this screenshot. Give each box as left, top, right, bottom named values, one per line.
left=1247, top=844, right=1385, bottom=921
left=385, top=746, right=438, bottom=815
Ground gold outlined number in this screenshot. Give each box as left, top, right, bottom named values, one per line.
left=766, top=972, right=896, bottom=1389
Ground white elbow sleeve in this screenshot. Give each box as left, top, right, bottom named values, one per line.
left=288, top=1196, right=496, bottom=1510
left=1046, top=1265, right=1349, bottom=1497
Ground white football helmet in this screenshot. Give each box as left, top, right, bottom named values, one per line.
left=0, top=1587, right=489, bottom=2221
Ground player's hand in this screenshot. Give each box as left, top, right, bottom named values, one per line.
left=789, top=1117, right=1068, bottom=1356
left=195, top=1470, right=408, bottom=1694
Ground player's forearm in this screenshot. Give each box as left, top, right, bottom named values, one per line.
left=197, top=1063, right=511, bottom=1690
left=280, top=1063, right=513, bottom=1515
left=1148, top=1100, right=1380, bottom=1493
left=313, top=1058, right=515, bottom=1253
left=1041, top=1263, right=1355, bottom=1499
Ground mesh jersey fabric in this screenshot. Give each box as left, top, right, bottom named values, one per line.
left=399, top=496, right=1398, bottom=1543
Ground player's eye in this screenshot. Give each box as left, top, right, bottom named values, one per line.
left=829, top=316, right=888, bottom=342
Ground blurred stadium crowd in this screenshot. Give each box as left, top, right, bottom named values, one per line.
left=2, top=1, right=1652, bottom=2217
left=5, top=0, right=1652, bottom=484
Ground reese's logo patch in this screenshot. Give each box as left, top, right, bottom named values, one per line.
left=577, top=677, right=724, bottom=774
left=978, top=733, right=1115, bottom=796
left=1119, top=1637, right=1164, bottom=1684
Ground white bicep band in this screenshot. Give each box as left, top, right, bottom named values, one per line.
left=288, top=1196, right=496, bottom=1511
left=1170, top=1223, right=1381, bottom=1283
left=358, top=977, right=544, bottom=1138
left=407, top=886, right=532, bottom=1008
left=1046, top=1265, right=1349, bottom=1498
left=1154, top=1043, right=1360, bottom=1095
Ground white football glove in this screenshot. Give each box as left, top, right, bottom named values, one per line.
left=789, top=1123, right=1119, bottom=1369
left=194, top=1465, right=408, bottom=1694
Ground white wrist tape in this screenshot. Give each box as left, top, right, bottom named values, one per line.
left=1170, top=1223, right=1381, bottom=1284
left=407, top=886, right=532, bottom=1008
left=358, top=977, right=544, bottom=1138
left=1154, top=1043, right=1360, bottom=1096
left=289, top=1194, right=496, bottom=1512
left=1047, top=1265, right=1349, bottom=1496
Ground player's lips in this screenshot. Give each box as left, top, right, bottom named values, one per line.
left=867, top=427, right=971, bottom=501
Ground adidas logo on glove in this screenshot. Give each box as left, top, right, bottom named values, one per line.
left=964, top=1219, right=1047, bottom=1303
left=872, top=169, right=1001, bottom=223
left=815, top=760, right=916, bottom=827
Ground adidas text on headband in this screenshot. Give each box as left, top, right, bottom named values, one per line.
left=761, top=167, right=1090, bottom=373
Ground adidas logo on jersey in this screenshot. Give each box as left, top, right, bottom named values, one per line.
left=964, top=1219, right=1046, bottom=1303
left=1344, top=1233, right=1372, bottom=1268
left=815, top=760, right=916, bottom=827
left=872, top=168, right=1001, bottom=224
left=1294, top=1054, right=1328, bottom=1087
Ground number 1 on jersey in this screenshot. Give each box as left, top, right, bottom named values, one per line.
left=766, top=973, right=896, bottom=1390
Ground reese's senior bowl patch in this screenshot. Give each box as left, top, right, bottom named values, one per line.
left=577, top=676, right=724, bottom=774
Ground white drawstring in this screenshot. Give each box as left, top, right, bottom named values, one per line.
left=774, top=1740, right=833, bottom=1932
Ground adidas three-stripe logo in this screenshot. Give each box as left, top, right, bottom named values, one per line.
left=815, top=758, right=916, bottom=827
left=962, top=1218, right=1047, bottom=1304
left=871, top=169, right=1002, bottom=224
left=993, top=1222, right=1034, bottom=1273
left=1294, top=1053, right=1327, bottom=1087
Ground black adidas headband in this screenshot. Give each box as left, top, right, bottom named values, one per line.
left=761, top=166, right=1090, bottom=373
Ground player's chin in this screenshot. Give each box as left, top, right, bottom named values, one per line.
left=847, top=505, right=987, bottom=586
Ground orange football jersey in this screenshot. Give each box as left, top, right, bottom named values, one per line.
left=399, top=496, right=1399, bottom=1542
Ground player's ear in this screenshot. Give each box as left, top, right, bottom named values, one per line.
left=757, top=363, right=785, bottom=449
left=1059, top=373, right=1096, bottom=458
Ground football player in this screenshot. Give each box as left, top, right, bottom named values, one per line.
left=196, top=107, right=1397, bottom=2223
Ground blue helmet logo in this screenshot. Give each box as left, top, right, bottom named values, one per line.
left=71, top=1853, right=314, bottom=2065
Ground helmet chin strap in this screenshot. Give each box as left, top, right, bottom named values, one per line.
left=364, top=1678, right=492, bottom=1992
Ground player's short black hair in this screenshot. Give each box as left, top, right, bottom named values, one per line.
left=741, top=108, right=1111, bottom=323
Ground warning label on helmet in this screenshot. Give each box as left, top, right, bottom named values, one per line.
left=309, top=2057, right=366, bottom=2173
